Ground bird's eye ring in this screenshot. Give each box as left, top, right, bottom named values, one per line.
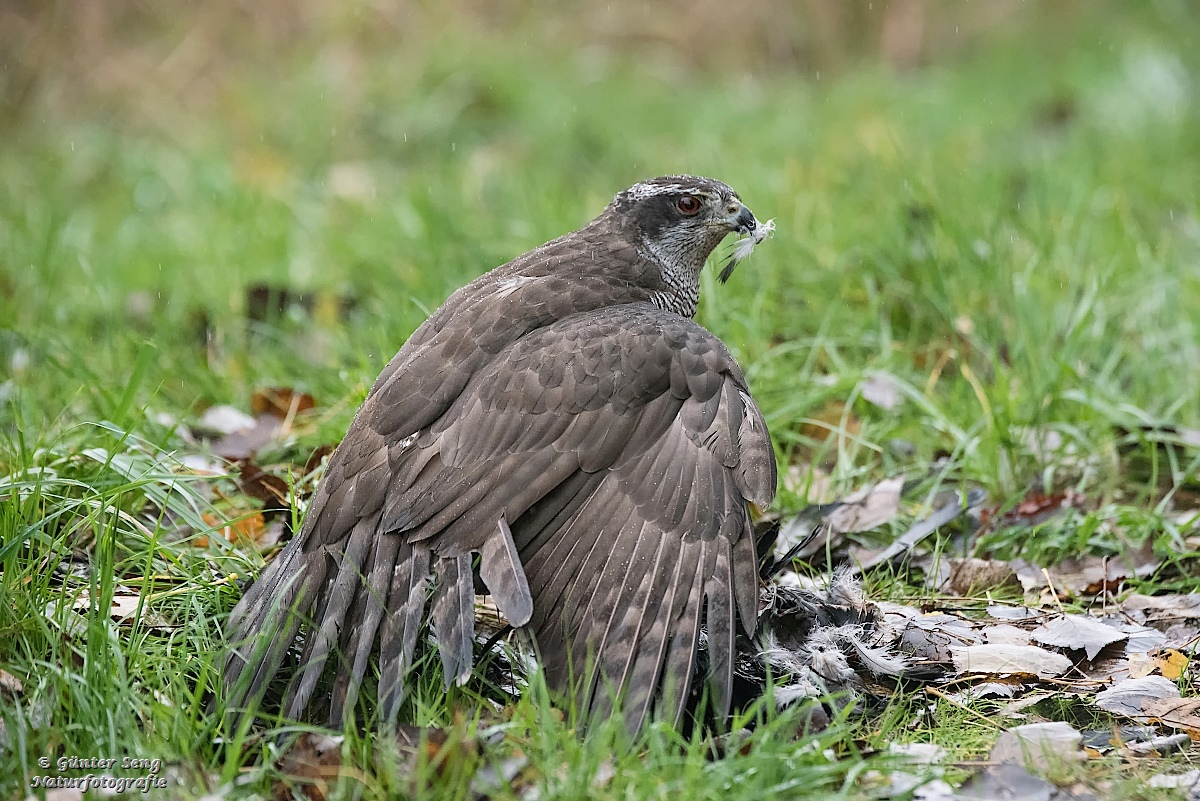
left=676, top=195, right=701, bottom=215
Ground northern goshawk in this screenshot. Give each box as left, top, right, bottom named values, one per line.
left=223, top=175, right=777, bottom=732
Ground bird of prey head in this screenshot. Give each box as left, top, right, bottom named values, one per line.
left=608, top=175, right=769, bottom=285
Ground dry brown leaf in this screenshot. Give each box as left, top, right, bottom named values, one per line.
left=251, top=386, right=316, bottom=418
left=798, top=400, right=861, bottom=443
left=1120, top=623, right=1168, bottom=654
left=200, top=511, right=268, bottom=547
left=986, top=605, right=1041, bottom=621
left=1142, top=696, right=1200, bottom=736
left=898, top=612, right=982, bottom=663
left=1120, top=594, right=1200, bottom=623
left=191, top=403, right=285, bottom=460
left=957, top=762, right=1065, bottom=801
left=981, top=624, right=1032, bottom=647
left=1128, top=649, right=1189, bottom=680
left=782, top=463, right=835, bottom=503
left=238, top=461, right=291, bottom=509
left=1030, top=615, right=1128, bottom=661
left=1010, top=544, right=1161, bottom=599
left=776, top=475, right=905, bottom=560
left=274, top=732, right=346, bottom=801
left=990, top=721, right=1085, bottom=771
left=945, top=681, right=1022, bottom=705
left=851, top=487, right=984, bottom=575
left=1127, top=653, right=1158, bottom=679
left=982, top=489, right=1087, bottom=535
left=1162, top=623, right=1200, bottom=650
left=1055, top=546, right=1159, bottom=597
left=1082, top=655, right=1132, bottom=686
left=209, top=415, right=282, bottom=460
left=1148, top=770, right=1200, bottom=792
left=70, top=592, right=171, bottom=629
left=826, top=475, right=905, bottom=535
left=951, top=644, right=1072, bottom=679
left=1095, top=675, right=1179, bottom=718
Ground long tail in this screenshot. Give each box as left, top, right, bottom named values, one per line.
left=222, top=514, right=532, bottom=728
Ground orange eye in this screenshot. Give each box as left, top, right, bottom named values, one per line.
left=677, top=195, right=701, bottom=215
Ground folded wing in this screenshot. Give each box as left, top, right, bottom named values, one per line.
left=223, top=302, right=776, bottom=731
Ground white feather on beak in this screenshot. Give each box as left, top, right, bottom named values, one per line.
left=719, top=218, right=776, bottom=282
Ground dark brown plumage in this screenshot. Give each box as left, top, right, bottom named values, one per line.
left=222, top=175, right=777, bottom=732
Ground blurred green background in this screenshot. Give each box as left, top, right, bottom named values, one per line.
left=2, top=0, right=1199, bottom=514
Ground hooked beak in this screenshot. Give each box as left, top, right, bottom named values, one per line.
left=728, top=201, right=758, bottom=235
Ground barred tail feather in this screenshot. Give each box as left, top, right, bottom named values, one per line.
left=333, top=530, right=403, bottom=727
left=222, top=541, right=328, bottom=726
left=378, top=541, right=432, bottom=724
left=283, top=515, right=377, bottom=719
left=430, top=553, right=476, bottom=689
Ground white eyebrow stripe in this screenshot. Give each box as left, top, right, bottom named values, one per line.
left=610, top=176, right=739, bottom=209
left=621, top=182, right=699, bottom=200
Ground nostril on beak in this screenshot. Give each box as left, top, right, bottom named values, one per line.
left=733, top=204, right=756, bottom=233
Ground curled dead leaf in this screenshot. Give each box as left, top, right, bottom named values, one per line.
left=899, top=613, right=982, bottom=663
left=982, top=488, right=1087, bottom=532
left=826, top=476, right=905, bottom=535
left=1013, top=543, right=1161, bottom=598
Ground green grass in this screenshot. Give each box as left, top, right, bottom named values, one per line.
left=3, top=2, right=1200, bottom=798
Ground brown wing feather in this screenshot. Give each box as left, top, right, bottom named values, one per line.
left=222, top=301, right=775, bottom=731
